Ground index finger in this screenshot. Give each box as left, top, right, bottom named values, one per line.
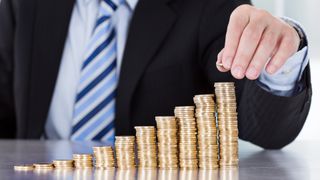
left=222, top=6, right=250, bottom=69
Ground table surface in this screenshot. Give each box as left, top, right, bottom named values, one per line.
left=0, top=140, right=319, bottom=180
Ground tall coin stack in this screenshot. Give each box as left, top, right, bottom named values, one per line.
left=155, top=116, right=179, bottom=169
left=93, top=146, right=115, bottom=168
left=214, top=82, right=239, bottom=167
left=115, top=136, right=136, bottom=169
left=135, top=126, right=158, bottom=169
left=73, top=154, right=93, bottom=168
left=193, top=94, right=219, bottom=169
left=174, top=106, right=198, bottom=169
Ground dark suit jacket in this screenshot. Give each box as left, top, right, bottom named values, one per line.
left=0, top=0, right=312, bottom=149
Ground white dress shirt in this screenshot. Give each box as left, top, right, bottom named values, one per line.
left=45, top=0, right=309, bottom=139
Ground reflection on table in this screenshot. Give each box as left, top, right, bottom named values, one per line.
left=15, top=167, right=239, bottom=180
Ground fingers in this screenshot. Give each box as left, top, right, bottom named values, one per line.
left=231, top=17, right=267, bottom=79
left=245, top=27, right=281, bottom=80
left=222, top=5, right=250, bottom=69
left=218, top=5, right=301, bottom=79
left=266, top=26, right=300, bottom=74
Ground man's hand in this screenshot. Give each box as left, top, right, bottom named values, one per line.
left=216, top=5, right=300, bottom=80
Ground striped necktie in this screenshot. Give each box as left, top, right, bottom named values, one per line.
left=71, top=0, right=120, bottom=141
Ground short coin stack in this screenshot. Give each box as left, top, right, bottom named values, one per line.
left=73, top=154, right=93, bottom=168
left=53, top=160, right=74, bottom=169
left=93, top=146, right=115, bottom=169
left=174, top=106, right=198, bottom=169
left=115, top=136, right=136, bottom=169
left=214, top=82, right=239, bottom=167
left=135, top=126, right=158, bottom=169
left=155, top=116, right=179, bottom=169
left=194, top=94, right=219, bottom=169
left=14, top=165, right=34, bottom=171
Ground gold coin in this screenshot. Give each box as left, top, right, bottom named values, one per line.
left=33, top=163, right=54, bottom=170
left=14, top=165, right=34, bottom=171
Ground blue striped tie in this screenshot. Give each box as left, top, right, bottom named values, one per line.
left=71, top=0, right=120, bottom=141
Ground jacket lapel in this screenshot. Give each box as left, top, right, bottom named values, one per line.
left=115, top=0, right=177, bottom=135
left=26, top=0, right=75, bottom=138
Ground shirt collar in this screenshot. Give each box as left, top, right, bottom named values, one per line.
left=125, top=0, right=138, bottom=10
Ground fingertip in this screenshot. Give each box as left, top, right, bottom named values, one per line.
left=245, top=67, right=259, bottom=80
left=231, top=66, right=245, bottom=79
left=216, top=62, right=229, bottom=72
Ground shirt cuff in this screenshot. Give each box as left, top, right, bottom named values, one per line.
left=257, top=46, right=309, bottom=97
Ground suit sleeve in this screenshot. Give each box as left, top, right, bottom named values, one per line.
left=0, top=0, right=16, bottom=138
left=198, top=0, right=312, bottom=149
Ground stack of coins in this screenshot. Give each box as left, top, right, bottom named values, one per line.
left=214, top=82, right=239, bottom=167
left=73, top=154, right=93, bottom=168
left=33, top=163, right=54, bottom=171
left=155, top=116, right=179, bottom=169
left=14, top=165, right=34, bottom=171
left=53, top=160, right=74, bottom=169
left=193, top=94, right=219, bottom=169
left=135, top=126, right=157, bottom=169
left=115, top=136, right=136, bottom=169
left=174, top=106, right=198, bottom=169
left=93, top=146, right=115, bottom=169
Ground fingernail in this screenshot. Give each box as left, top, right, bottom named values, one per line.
left=267, top=65, right=277, bottom=74
left=225, top=58, right=232, bottom=69
left=247, top=67, right=258, bottom=78
left=232, top=66, right=244, bottom=79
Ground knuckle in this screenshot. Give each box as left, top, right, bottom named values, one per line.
left=230, top=9, right=240, bottom=21
left=231, top=5, right=251, bottom=21
left=236, top=4, right=252, bottom=13
left=251, top=10, right=274, bottom=28
left=252, top=9, right=269, bottom=21
left=230, top=11, right=247, bottom=26
left=259, top=9, right=271, bottom=17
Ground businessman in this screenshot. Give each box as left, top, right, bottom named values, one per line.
left=0, top=0, right=312, bottom=149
